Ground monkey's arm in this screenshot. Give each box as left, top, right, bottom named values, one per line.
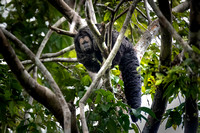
left=77, top=52, right=101, bottom=73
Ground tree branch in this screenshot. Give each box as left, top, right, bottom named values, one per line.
left=86, top=0, right=97, bottom=24
left=172, top=0, right=190, bottom=13
left=47, top=0, right=86, bottom=28
left=144, top=0, right=151, bottom=25
left=50, top=26, right=77, bottom=37
left=96, top=4, right=114, bottom=12
left=135, top=19, right=160, bottom=62
left=1, top=28, right=71, bottom=133
left=21, top=57, right=78, bottom=65
left=37, top=17, right=67, bottom=58
left=85, top=1, right=109, bottom=58
left=0, top=29, right=62, bottom=130
left=41, top=45, right=75, bottom=58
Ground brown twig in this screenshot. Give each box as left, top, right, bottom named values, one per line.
left=50, top=26, right=77, bottom=37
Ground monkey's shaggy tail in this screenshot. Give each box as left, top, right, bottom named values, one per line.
left=119, top=49, right=141, bottom=122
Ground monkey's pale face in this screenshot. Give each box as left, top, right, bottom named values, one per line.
left=79, top=36, right=92, bottom=52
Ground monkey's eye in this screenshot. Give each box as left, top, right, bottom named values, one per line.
left=79, top=38, right=84, bottom=44
left=84, top=36, right=90, bottom=42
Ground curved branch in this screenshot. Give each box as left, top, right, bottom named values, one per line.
left=41, top=45, right=75, bottom=58
left=135, top=19, right=160, bottom=62
left=37, top=17, right=67, bottom=58
left=1, top=28, right=71, bottom=133
left=50, top=26, right=77, bottom=37
left=47, top=0, right=86, bottom=28
left=172, top=0, right=190, bottom=13
left=0, top=29, right=63, bottom=128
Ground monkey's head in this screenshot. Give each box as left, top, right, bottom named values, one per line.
left=74, top=26, right=102, bottom=72
left=74, top=26, right=97, bottom=54
left=78, top=35, right=93, bottom=53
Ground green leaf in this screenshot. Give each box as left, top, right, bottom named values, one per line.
left=95, top=93, right=102, bottom=104
left=107, top=119, right=117, bottom=133
left=9, top=101, right=15, bottom=117
left=156, top=72, right=164, bottom=79
left=137, top=107, right=157, bottom=119
left=163, top=80, right=176, bottom=98
left=171, top=111, right=182, bottom=125
left=192, top=45, right=200, bottom=54
left=165, top=117, right=173, bottom=129
left=104, top=11, right=111, bottom=21
left=155, top=79, right=163, bottom=85
left=100, top=104, right=111, bottom=112
left=131, top=123, right=139, bottom=133
left=81, top=75, right=92, bottom=86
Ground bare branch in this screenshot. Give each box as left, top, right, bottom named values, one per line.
left=135, top=19, right=160, bottom=62
left=136, top=7, right=148, bottom=20
left=79, top=0, right=141, bottom=132
left=85, top=2, right=109, bottom=58
left=22, top=57, right=78, bottom=65
left=1, top=28, right=71, bottom=133
left=135, top=0, right=193, bottom=62
left=0, top=29, right=62, bottom=129
left=41, top=45, right=75, bottom=58
left=50, top=26, right=77, bottom=37
left=47, top=0, right=86, bottom=28
left=144, top=0, right=151, bottom=25
left=86, top=0, right=97, bottom=24
left=172, top=0, right=190, bottom=13
left=113, top=7, right=129, bottom=22
left=96, top=4, right=114, bottom=12
left=37, top=17, right=67, bottom=58
left=108, top=0, right=124, bottom=51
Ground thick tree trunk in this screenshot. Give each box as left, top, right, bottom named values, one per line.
left=184, top=96, right=198, bottom=133
left=142, top=0, right=172, bottom=132
left=184, top=0, right=200, bottom=132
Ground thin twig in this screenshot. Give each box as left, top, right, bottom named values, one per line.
left=144, top=0, right=151, bottom=25
left=50, top=26, right=77, bottom=37
left=96, top=3, right=114, bottom=12
left=113, top=7, right=129, bottom=22
left=36, top=17, right=66, bottom=58
left=41, top=45, right=75, bottom=58
left=136, top=7, right=148, bottom=20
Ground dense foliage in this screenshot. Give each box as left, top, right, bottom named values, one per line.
left=0, top=0, right=199, bottom=132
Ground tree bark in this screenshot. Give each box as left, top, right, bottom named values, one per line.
left=184, top=96, right=198, bottom=133
left=142, top=0, right=172, bottom=132
left=0, top=29, right=79, bottom=133
left=47, top=0, right=85, bottom=28
left=184, top=0, right=200, bottom=132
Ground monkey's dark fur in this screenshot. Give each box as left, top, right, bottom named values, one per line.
left=74, top=24, right=141, bottom=122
